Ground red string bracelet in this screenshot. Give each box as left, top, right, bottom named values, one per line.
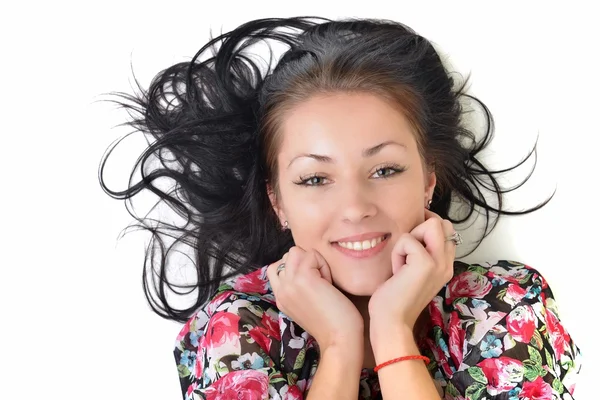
left=373, top=355, right=430, bottom=373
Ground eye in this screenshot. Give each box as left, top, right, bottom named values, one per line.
left=294, top=174, right=329, bottom=186
left=371, top=164, right=406, bottom=179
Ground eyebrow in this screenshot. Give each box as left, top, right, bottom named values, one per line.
left=287, top=140, right=406, bottom=168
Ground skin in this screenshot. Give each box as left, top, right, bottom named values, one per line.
left=266, top=92, right=456, bottom=398
left=271, top=92, right=436, bottom=295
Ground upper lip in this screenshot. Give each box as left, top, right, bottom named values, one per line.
left=333, top=232, right=389, bottom=243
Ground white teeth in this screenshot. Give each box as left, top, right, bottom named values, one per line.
left=338, top=236, right=385, bottom=251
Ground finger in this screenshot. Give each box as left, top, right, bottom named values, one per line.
left=311, top=250, right=332, bottom=284
left=296, top=250, right=329, bottom=280
left=423, top=208, right=442, bottom=220
left=418, top=217, right=457, bottom=281
left=441, top=220, right=458, bottom=268
left=283, top=246, right=305, bottom=278
left=410, top=217, right=446, bottom=266
left=423, top=209, right=457, bottom=248
left=266, top=260, right=283, bottom=293
left=391, top=233, right=430, bottom=274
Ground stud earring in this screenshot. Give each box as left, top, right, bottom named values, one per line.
left=426, top=199, right=432, bottom=209
left=282, top=221, right=289, bottom=231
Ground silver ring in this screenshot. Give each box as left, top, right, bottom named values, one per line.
left=445, top=232, right=463, bottom=246
left=276, top=263, right=286, bottom=275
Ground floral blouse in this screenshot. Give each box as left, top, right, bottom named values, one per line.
left=174, top=260, right=581, bottom=399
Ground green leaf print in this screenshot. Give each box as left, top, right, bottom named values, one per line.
left=453, top=297, right=468, bottom=306
left=270, top=376, right=287, bottom=385
left=215, top=360, right=230, bottom=376
left=560, top=357, right=576, bottom=371
left=530, top=329, right=544, bottom=350
left=523, top=363, right=540, bottom=381
left=177, top=364, right=191, bottom=378
left=467, top=367, right=488, bottom=384
left=545, top=348, right=554, bottom=371
left=465, top=382, right=486, bottom=400
left=433, top=326, right=443, bottom=344
left=268, top=369, right=286, bottom=384
left=528, top=346, right=543, bottom=366
left=445, top=381, right=460, bottom=397
left=287, top=372, right=298, bottom=385
left=496, top=288, right=508, bottom=301
left=468, top=265, right=488, bottom=275
left=217, top=283, right=232, bottom=292
left=552, top=377, right=565, bottom=394
left=518, top=273, right=532, bottom=285
left=293, top=348, right=306, bottom=371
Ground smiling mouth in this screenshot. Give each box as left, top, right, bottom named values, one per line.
left=334, top=234, right=390, bottom=251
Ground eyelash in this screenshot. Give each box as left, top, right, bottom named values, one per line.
left=294, top=164, right=407, bottom=187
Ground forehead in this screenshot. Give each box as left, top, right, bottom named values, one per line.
left=279, top=92, right=418, bottom=155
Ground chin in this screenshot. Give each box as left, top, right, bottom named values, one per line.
left=334, top=276, right=387, bottom=297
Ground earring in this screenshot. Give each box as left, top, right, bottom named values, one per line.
left=426, top=199, right=432, bottom=209
left=282, top=221, right=289, bottom=231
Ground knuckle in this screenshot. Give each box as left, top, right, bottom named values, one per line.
left=288, top=246, right=303, bottom=260
left=400, top=232, right=413, bottom=241
left=427, top=214, right=442, bottom=223
left=443, top=220, right=454, bottom=231
left=432, top=218, right=444, bottom=231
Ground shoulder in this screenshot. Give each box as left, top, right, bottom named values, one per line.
left=174, top=267, right=281, bottom=380
left=444, top=260, right=547, bottom=310
left=425, top=261, right=537, bottom=373
left=175, top=265, right=278, bottom=347
left=174, top=266, right=316, bottom=398
left=438, top=260, right=555, bottom=346
left=427, top=260, right=581, bottom=398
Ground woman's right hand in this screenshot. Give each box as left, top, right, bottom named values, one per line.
left=267, top=246, right=364, bottom=352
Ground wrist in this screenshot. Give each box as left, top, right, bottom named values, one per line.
left=369, top=318, right=413, bottom=342
left=325, top=323, right=364, bottom=349
left=369, top=323, right=419, bottom=364
left=320, top=339, right=364, bottom=370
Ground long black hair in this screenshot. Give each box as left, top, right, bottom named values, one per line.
left=99, top=17, right=550, bottom=322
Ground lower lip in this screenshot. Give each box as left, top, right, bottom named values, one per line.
left=332, top=235, right=390, bottom=259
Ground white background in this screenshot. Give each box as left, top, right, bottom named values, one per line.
left=1, top=1, right=597, bottom=399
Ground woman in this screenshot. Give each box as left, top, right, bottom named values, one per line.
left=100, top=17, right=581, bottom=399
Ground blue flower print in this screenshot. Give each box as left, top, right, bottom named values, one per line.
left=480, top=334, right=503, bottom=358
left=189, top=331, right=201, bottom=347
left=180, top=349, right=197, bottom=369
left=525, top=285, right=542, bottom=299
left=472, top=299, right=490, bottom=309
left=508, top=386, right=522, bottom=400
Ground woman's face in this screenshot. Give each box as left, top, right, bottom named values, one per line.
left=271, top=92, right=436, bottom=295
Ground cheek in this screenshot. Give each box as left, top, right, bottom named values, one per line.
left=285, top=195, right=332, bottom=242
left=379, top=185, right=426, bottom=229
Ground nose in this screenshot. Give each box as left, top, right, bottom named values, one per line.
left=339, top=184, right=377, bottom=223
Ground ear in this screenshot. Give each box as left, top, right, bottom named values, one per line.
left=425, top=170, right=437, bottom=201
left=267, top=183, right=286, bottom=225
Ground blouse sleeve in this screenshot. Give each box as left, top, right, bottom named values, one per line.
left=442, top=261, right=582, bottom=400
left=173, top=291, right=305, bottom=400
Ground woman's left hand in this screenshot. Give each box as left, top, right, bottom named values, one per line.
left=368, top=209, right=457, bottom=332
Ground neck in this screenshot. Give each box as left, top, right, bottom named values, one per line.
left=345, top=293, right=430, bottom=370
left=345, top=293, right=371, bottom=321
left=345, top=294, right=375, bottom=369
